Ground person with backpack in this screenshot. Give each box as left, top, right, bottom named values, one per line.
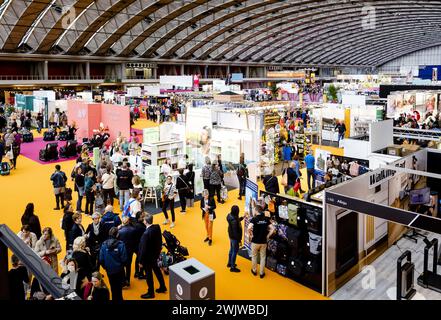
left=99, top=227, right=127, bottom=301
left=118, top=216, right=138, bottom=287
left=100, top=205, right=122, bottom=239
left=50, top=165, right=68, bottom=210
left=236, top=154, right=248, bottom=200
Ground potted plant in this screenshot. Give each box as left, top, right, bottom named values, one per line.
left=327, top=84, right=339, bottom=103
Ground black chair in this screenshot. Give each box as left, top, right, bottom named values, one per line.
left=43, top=131, right=56, bottom=141
left=58, top=131, right=69, bottom=141
left=59, top=140, right=78, bottom=158
left=39, top=142, right=59, bottom=161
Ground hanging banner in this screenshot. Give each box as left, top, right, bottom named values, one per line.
left=243, top=179, right=259, bottom=252
left=144, top=166, right=160, bottom=187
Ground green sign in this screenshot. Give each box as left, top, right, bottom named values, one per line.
left=144, top=165, right=160, bottom=187
left=93, top=147, right=100, bottom=169
left=143, top=127, right=160, bottom=144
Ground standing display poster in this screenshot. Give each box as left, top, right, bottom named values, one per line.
left=143, top=127, right=160, bottom=144
left=315, top=149, right=331, bottom=173
left=221, top=138, right=240, bottom=163
left=185, top=107, right=212, bottom=168
left=144, top=166, right=160, bottom=187
left=93, top=147, right=100, bottom=169
left=243, top=179, right=259, bottom=252
left=260, top=111, right=282, bottom=176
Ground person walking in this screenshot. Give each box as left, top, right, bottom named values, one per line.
left=284, top=161, right=298, bottom=194
left=304, top=150, right=316, bottom=190
left=209, top=163, right=223, bottom=204
left=21, top=203, right=42, bottom=239
left=102, top=165, right=116, bottom=205
left=201, top=157, right=212, bottom=191
left=84, top=171, right=96, bottom=216
left=61, top=204, right=74, bottom=251
left=118, top=216, right=138, bottom=287
left=237, top=154, right=248, bottom=200
left=99, top=227, right=127, bottom=301
left=116, top=163, right=134, bottom=213
left=227, top=205, right=243, bottom=273
left=176, top=169, right=190, bottom=214
left=138, top=213, right=167, bottom=299
left=201, top=189, right=216, bottom=246
left=74, top=167, right=85, bottom=212
left=247, top=205, right=275, bottom=279
left=335, top=120, right=346, bottom=145
left=50, top=164, right=68, bottom=210
left=185, top=163, right=195, bottom=208
left=162, top=175, right=177, bottom=228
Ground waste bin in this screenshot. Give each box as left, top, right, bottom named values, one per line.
left=169, top=258, right=215, bottom=300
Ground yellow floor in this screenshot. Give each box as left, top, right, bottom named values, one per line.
left=1, top=119, right=326, bottom=300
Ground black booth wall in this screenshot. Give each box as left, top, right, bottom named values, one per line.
left=259, top=190, right=323, bottom=293
left=380, top=85, right=441, bottom=99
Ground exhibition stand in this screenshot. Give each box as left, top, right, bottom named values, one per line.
left=324, top=148, right=441, bottom=297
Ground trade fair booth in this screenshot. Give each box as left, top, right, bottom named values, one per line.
left=324, top=148, right=441, bottom=299
left=66, top=100, right=130, bottom=143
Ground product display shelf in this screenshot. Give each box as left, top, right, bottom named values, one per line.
left=141, top=140, right=185, bottom=169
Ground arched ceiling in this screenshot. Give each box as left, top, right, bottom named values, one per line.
left=0, top=0, right=439, bottom=66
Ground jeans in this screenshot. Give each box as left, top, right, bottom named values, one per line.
left=55, top=193, right=65, bottom=209
left=76, top=193, right=83, bottom=211
left=103, top=188, right=115, bottom=206
left=107, top=270, right=124, bottom=301
left=143, top=260, right=166, bottom=295
left=307, top=168, right=316, bottom=190
left=119, top=189, right=130, bottom=212
left=124, top=251, right=134, bottom=284
left=162, top=198, right=175, bottom=222
left=228, top=239, right=239, bottom=267
left=251, top=243, right=267, bottom=276
left=238, top=176, right=246, bottom=197
left=338, top=132, right=345, bottom=143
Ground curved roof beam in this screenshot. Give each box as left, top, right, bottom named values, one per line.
left=139, top=0, right=283, bottom=58
left=376, top=42, right=441, bottom=67
left=116, top=0, right=210, bottom=57
left=66, top=0, right=138, bottom=54
left=0, top=0, right=32, bottom=48
left=285, top=14, right=441, bottom=64
left=37, top=0, right=94, bottom=52
left=2, top=0, right=52, bottom=51
left=234, top=5, right=441, bottom=63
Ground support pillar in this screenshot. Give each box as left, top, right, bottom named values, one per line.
left=44, top=61, right=48, bottom=80
left=245, top=65, right=250, bottom=79
left=204, top=65, right=208, bottom=79
left=85, top=61, right=90, bottom=80
left=181, top=64, right=185, bottom=75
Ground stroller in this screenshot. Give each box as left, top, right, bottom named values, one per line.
left=39, top=142, right=59, bottom=161
left=158, top=230, right=189, bottom=275
left=59, top=140, right=78, bottom=158
left=0, top=162, right=10, bottom=176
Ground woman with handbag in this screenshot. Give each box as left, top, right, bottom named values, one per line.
left=201, top=189, right=216, bottom=246
left=34, top=227, right=62, bottom=274
left=176, top=169, right=190, bottom=214
left=185, top=164, right=195, bottom=208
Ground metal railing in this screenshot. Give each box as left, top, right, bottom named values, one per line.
left=393, top=126, right=441, bottom=141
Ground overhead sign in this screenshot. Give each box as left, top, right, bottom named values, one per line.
left=368, top=168, right=397, bottom=189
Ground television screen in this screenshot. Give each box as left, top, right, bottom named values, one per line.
left=409, top=187, right=430, bottom=205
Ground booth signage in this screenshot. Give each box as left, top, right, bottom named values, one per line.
left=368, top=168, right=397, bottom=189
left=326, top=191, right=441, bottom=235
left=243, top=179, right=258, bottom=251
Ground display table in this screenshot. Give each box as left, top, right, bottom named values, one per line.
left=169, top=258, right=215, bottom=300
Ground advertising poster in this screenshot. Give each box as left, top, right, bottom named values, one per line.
left=185, top=107, right=212, bottom=168
left=144, top=166, right=160, bottom=187
left=143, top=127, right=160, bottom=144
left=314, top=149, right=331, bottom=174
left=243, top=179, right=258, bottom=252
left=93, top=147, right=100, bottom=169
left=221, top=138, right=240, bottom=163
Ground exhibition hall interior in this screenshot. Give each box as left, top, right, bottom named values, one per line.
left=3, top=0, right=441, bottom=302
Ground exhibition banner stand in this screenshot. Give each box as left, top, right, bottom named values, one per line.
left=243, top=179, right=259, bottom=252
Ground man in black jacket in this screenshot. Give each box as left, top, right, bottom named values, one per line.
left=138, top=213, right=167, bottom=299
left=262, top=170, right=280, bottom=195
left=118, top=216, right=138, bottom=287
left=133, top=211, right=146, bottom=279
left=117, top=164, right=134, bottom=213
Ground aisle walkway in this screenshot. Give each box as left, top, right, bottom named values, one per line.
left=0, top=151, right=325, bottom=301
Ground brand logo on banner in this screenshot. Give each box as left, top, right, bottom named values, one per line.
left=368, top=169, right=396, bottom=189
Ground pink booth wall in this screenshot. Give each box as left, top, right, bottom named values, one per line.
left=67, top=101, right=130, bottom=143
